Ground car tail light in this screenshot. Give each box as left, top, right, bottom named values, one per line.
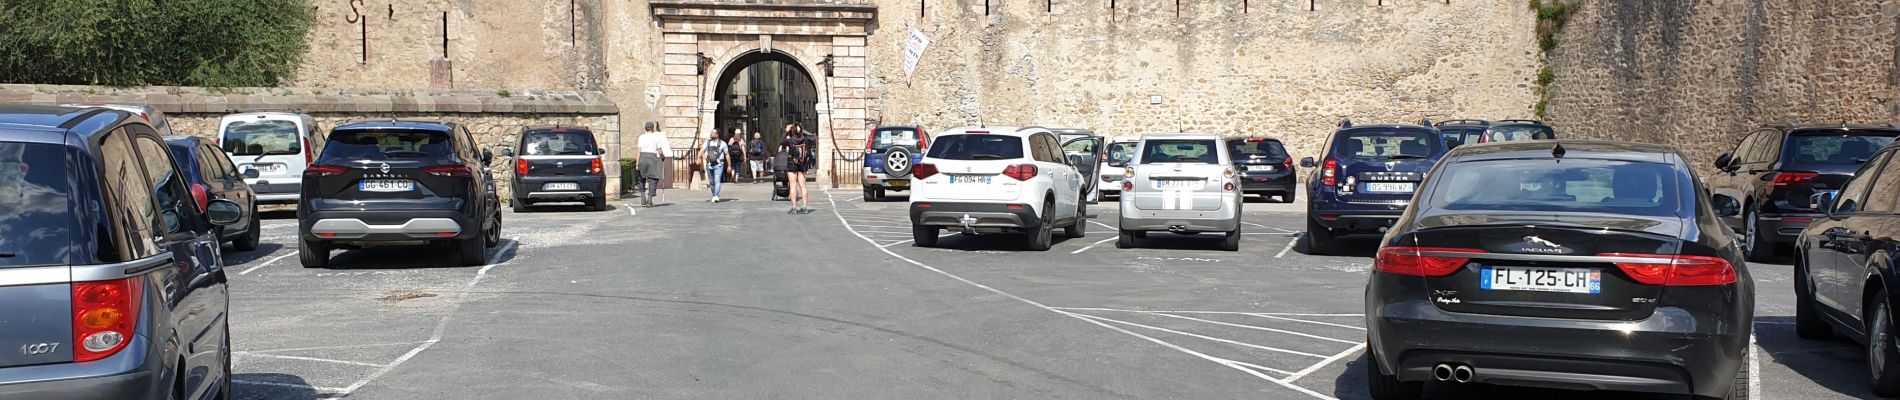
left=1283, top=157, right=1294, bottom=169
left=1376, top=247, right=1483, bottom=277
left=72, top=277, right=143, bottom=362
left=189, top=183, right=209, bottom=212
left=1321, top=158, right=1339, bottom=187
left=306, top=164, right=348, bottom=177
left=589, top=158, right=604, bottom=175
left=864, top=135, right=875, bottom=151
left=302, top=136, right=313, bottom=165
left=422, top=165, right=473, bottom=177
left=1770, top=171, right=1819, bottom=186
left=1602, top=253, right=1737, bottom=286
left=1003, top=164, right=1039, bottom=181
left=1122, top=181, right=1133, bottom=191
left=918, top=130, right=929, bottom=151
left=515, top=159, right=529, bottom=175
left=1224, top=182, right=1236, bottom=192
left=913, top=163, right=938, bottom=179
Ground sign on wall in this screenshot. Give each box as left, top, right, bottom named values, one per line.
left=903, top=28, right=930, bottom=82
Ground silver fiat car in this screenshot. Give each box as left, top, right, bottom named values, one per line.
left=1116, top=133, right=1243, bottom=251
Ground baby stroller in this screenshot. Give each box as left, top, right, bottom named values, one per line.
left=772, top=153, right=790, bottom=201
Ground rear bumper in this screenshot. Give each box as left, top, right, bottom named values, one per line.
left=302, top=209, right=477, bottom=242
left=1757, top=213, right=1821, bottom=242
left=862, top=172, right=912, bottom=191
left=247, top=178, right=301, bottom=203
left=1368, top=294, right=1747, bottom=397
left=1239, top=172, right=1295, bottom=194
left=1309, top=209, right=1404, bottom=232
left=0, top=337, right=159, bottom=400
left=910, top=201, right=1040, bottom=229
left=1120, top=207, right=1240, bottom=233
left=514, top=175, right=606, bottom=200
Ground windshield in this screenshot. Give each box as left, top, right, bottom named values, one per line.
left=925, top=134, right=1024, bottom=160
left=0, top=142, right=74, bottom=268
left=1140, top=139, right=1219, bottom=164
left=1227, top=139, right=1288, bottom=163
left=1429, top=159, right=1683, bottom=217
left=1105, top=142, right=1137, bottom=167
left=871, top=128, right=922, bottom=150
left=319, top=130, right=458, bottom=162
left=1784, top=132, right=1895, bottom=166
left=221, top=120, right=302, bottom=156
left=1440, top=127, right=1484, bottom=147
left=520, top=130, right=598, bottom=156
left=1483, top=124, right=1555, bottom=142
left=1336, top=129, right=1440, bottom=160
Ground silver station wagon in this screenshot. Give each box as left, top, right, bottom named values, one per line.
left=1116, top=133, right=1243, bottom=251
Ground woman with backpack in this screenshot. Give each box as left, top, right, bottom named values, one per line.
left=703, top=130, right=729, bottom=203
left=781, top=122, right=812, bottom=214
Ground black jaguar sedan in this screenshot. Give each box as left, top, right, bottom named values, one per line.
left=1364, top=140, right=1753, bottom=400
left=1792, top=140, right=1900, bottom=396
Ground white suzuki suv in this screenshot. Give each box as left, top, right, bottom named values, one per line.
left=908, top=126, right=1102, bottom=251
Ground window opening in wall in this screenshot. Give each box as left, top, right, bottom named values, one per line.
left=1046, top=0, right=1051, bottom=13
left=920, top=0, right=925, bottom=18
left=984, top=0, right=989, bottom=15
left=440, top=12, right=449, bottom=58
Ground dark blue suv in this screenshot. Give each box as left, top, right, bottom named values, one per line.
left=1299, top=120, right=1449, bottom=255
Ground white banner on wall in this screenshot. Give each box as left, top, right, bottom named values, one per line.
left=903, top=28, right=930, bottom=82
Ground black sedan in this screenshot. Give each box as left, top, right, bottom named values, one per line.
left=1226, top=137, right=1297, bottom=203
left=1793, top=141, right=1900, bottom=396
left=1365, top=140, right=1753, bottom=400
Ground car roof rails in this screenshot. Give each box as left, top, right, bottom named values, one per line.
left=1339, top=118, right=1353, bottom=129
left=1418, top=118, right=1434, bottom=126
left=1495, top=119, right=1546, bottom=125
left=225, top=108, right=303, bottom=114
left=1435, top=119, right=1490, bottom=126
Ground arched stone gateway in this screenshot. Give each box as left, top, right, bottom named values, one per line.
left=651, top=0, right=876, bottom=188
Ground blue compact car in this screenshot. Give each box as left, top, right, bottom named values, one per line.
left=1300, top=119, right=1450, bottom=255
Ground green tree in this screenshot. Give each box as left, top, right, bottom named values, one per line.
left=0, top=0, right=312, bottom=87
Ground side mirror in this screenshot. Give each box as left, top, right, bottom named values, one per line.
left=481, top=149, right=494, bottom=164
left=1711, top=195, right=1742, bottom=218
left=204, top=199, right=242, bottom=226
left=1300, top=157, right=1316, bottom=168
left=499, top=148, right=515, bottom=158
left=1713, top=153, right=1733, bottom=171
left=241, top=168, right=261, bottom=179
left=1811, top=192, right=1838, bottom=217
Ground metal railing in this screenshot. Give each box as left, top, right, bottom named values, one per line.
left=831, top=148, right=866, bottom=189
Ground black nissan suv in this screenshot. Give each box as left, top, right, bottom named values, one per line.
left=1708, top=123, right=1899, bottom=261
left=297, top=120, right=503, bottom=268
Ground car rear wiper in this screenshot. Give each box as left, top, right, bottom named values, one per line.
left=968, top=154, right=1005, bottom=160
left=1385, top=154, right=1427, bottom=160
left=0, top=252, right=15, bottom=258
left=383, top=150, right=430, bottom=158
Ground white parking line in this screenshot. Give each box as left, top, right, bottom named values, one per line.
left=1146, top=313, right=1359, bottom=344
left=623, top=202, right=636, bottom=216
left=1285, top=343, right=1367, bottom=382
left=822, top=191, right=1339, bottom=399
left=1067, top=312, right=1329, bottom=358
left=1275, top=233, right=1303, bottom=258
left=245, top=341, right=433, bottom=354
left=1242, top=221, right=1298, bottom=233
left=1070, top=237, right=1118, bottom=254
left=235, top=352, right=388, bottom=368
left=238, top=252, right=297, bottom=275
left=235, top=379, right=350, bottom=392
left=329, top=238, right=516, bottom=398
left=1052, top=307, right=1363, bottom=318
left=1249, top=314, right=1367, bottom=331
left=1749, top=334, right=1761, bottom=399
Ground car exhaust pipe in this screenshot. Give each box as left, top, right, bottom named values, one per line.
left=1432, top=364, right=1455, bottom=382
left=1452, top=365, right=1474, bottom=383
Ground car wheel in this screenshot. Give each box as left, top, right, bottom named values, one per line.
left=298, top=239, right=329, bottom=268
left=1795, top=254, right=1834, bottom=340
left=590, top=196, right=608, bottom=212
left=1222, top=226, right=1241, bottom=252
left=512, top=197, right=530, bottom=212
left=484, top=213, right=501, bottom=248
left=458, top=234, right=487, bottom=266
left=1743, top=208, right=1773, bottom=262
left=1307, top=217, right=1333, bottom=256
left=912, top=224, right=939, bottom=248
left=1365, top=349, right=1422, bottom=400
left=1117, top=229, right=1137, bottom=249
left=1064, top=202, right=1086, bottom=239
left=863, top=186, right=878, bottom=202
left=1872, top=290, right=1900, bottom=397
left=232, top=210, right=261, bottom=252
left=1280, top=191, right=1297, bottom=203
left=1027, top=201, right=1054, bottom=251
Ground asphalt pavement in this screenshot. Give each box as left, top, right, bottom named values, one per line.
left=222, top=183, right=1868, bottom=399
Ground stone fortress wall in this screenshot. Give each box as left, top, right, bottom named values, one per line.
left=1544, top=0, right=1900, bottom=174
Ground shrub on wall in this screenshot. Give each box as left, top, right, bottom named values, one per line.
left=0, top=0, right=312, bottom=87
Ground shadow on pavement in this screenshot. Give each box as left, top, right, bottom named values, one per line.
left=220, top=243, right=287, bottom=265
left=1753, top=315, right=1874, bottom=399
left=927, top=232, right=1085, bottom=251
left=232, top=373, right=320, bottom=400
left=1296, top=233, right=1382, bottom=257
left=316, top=238, right=520, bottom=270
left=511, top=202, right=617, bottom=213
left=1121, top=233, right=1241, bottom=252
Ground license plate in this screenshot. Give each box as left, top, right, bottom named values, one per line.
left=253, top=163, right=284, bottom=174
left=544, top=182, right=579, bottom=191
left=1156, top=179, right=1203, bottom=190
left=1248, top=165, right=1276, bottom=172
left=1364, top=182, right=1415, bottom=193
left=360, top=179, right=414, bottom=192
left=1480, top=265, right=1601, bottom=294
left=888, top=180, right=909, bottom=188
left=950, top=175, right=991, bottom=184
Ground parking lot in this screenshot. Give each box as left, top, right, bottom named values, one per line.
left=222, top=184, right=1871, bottom=399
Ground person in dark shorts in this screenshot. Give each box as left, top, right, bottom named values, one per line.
left=635, top=121, right=671, bottom=207
left=781, top=122, right=812, bottom=213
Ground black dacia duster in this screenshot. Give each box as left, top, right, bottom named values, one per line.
left=297, top=120, right=503, bottom=268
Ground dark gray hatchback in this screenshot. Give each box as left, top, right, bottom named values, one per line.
left=1365, top=140, right=1753, bottom=399
left=0, top=106, right=244, bottom=400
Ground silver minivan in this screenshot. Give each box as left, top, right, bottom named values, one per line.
left=218, top=111, right=322, bottom=204
left=1116, top=133, right=1243, bottom=251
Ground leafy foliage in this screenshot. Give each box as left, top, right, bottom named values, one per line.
left=0, top=0, right=313, bottom=87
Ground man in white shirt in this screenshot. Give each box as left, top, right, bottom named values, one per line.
left=636, top=121, right=671, bottom=207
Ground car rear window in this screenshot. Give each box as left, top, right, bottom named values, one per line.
left=1140, top=139, right=1219, bottom=164
left=0, top=142, right=75, bottom=268
left=520, top=130, right=597, bottom=156
left=1483, top=124, right=1555, bottom=142
left=319, top=130, right=457, bottom=162
left=1105, top=142, right=1137, bottom=167
left=1336, top=129, right=1439, bottom=160
left=926, top=134, right=1024, bottom=160
left=870, top=128, right=922, bottom=150
left=1429, top=159, right=1683, bottom=217
left=1784, top=131, right=1895, bottom=166
left=222, top=120, right=301, bottom=156
left=1228, top=139, right=1288, bottom=162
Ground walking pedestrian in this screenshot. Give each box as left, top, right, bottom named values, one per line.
left=748, top=132, right=767, bottom=180
left=727, top=129, right=746, bottom=183
left=703, top=130, right=730, bottom=202
left=781, top=122, right=812, bottom=214
left=635, top=121, right=671, bottom=207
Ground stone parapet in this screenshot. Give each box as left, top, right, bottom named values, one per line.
left=0, top=84, right=618, bottom=115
